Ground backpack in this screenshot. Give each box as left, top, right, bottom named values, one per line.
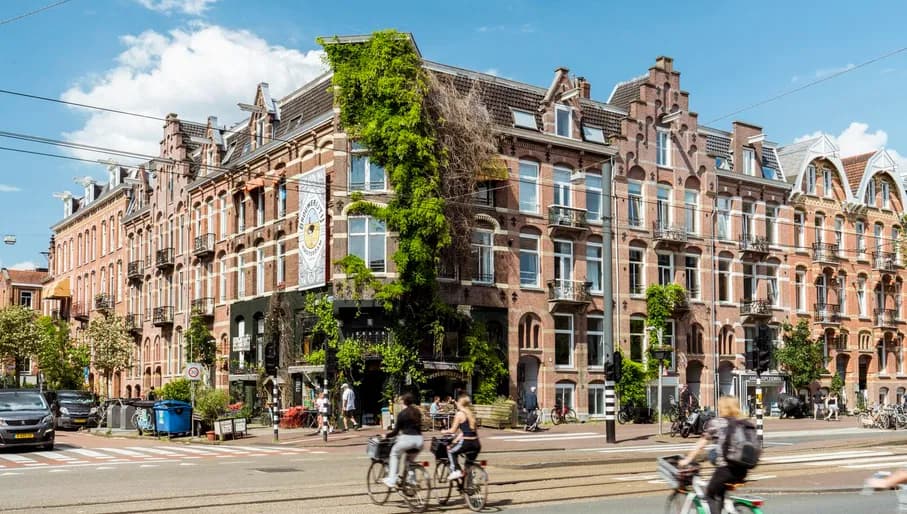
left=722, top=418, right=761, bottom=469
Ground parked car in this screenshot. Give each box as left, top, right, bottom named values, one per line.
left=0, top=390, right=55, bottom=450
left=46, top=390, right=100, bottom=430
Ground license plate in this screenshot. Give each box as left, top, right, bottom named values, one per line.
left=74, top=419, right=87, bottom=423
left=14, top=433, right=34, bottom=439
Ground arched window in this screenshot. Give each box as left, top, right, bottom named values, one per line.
left=518, top=313, right=541, bottom=350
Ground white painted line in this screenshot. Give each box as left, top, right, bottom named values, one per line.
left=95, top=467, right=115, bottom=471
left=47, top=469, right=69, bottom=473
left=126, top=446, right=179, bottom=456
left=139, top=464, right=158, bottom=468
left=158, top=446, right=217, bottom=456
left=24, top=463, right=48, bottom=467
left=70, top=449, right=114, bottom=459
left=614, top=474, right=658, bottom=482
left=179, top=462, right=197, bottom=466
left=805, top=453, right=899, bottom=467
left=489, top=432, right=599, bottom=441
left=1, top=472, right=23, bottom=476
left=311, top=451, right=328, bottom=454
left=846, top=460, right=907, bottom=470
left=40, top=451, right=77, bottom=462
left=193, top=445, right=249, bottom=454
left=100, top=448, right=147, bottom=458
left=762, top=450, right=885, bottom=464
left=0, top=454, right=37, bottom=464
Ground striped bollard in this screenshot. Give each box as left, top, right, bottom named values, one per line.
left=755, top=375, right=763, bottom=447
left=605, top=380, right=617, bottom=443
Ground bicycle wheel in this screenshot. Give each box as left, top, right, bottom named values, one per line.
left=664, top=491, right=697, bottom=514
left=617, top=410, right=629, bottom=424
left=434, top=461, right=454, bottom=505
left=463, top=465, right=489, bottom=512
left=565, top=408, right=578, bottom=424
left=401, top=464, right=432, bottom=513
left=550, top=408, right=562, bottom=425
left=366, top=461, right=391, bottom=505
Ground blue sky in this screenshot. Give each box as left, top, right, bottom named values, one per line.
left=2, top=0, right=907, bottom=268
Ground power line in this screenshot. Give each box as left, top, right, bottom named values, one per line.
left=0, top=0, right=73, bottom=26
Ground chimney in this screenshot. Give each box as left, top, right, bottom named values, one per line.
left=578, top=77, right=591, bottom=99
left=654, top=56, right=674, bottom=73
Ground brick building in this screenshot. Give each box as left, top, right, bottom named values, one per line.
left=0, top=266, right=48, bottom=383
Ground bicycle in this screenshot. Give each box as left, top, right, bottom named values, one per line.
left=550, top=403, right=578, bottom=425
left=658, top=455, right=764, bottom=514
left=431, top=436, right=489, bottom=512
left=366, top=436, right=432, bottom=513
left=132, top=407, right=155, bottom=435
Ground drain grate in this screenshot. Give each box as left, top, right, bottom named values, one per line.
left=254, top=467, right=300, bottom=473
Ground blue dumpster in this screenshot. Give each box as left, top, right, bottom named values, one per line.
left=153, top=400, right=192, bottom=436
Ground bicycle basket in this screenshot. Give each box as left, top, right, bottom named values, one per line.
left=430, top=436, right=453, bottom=460
left=657, top=455, right=698, bottom=489
left=367, top=437, right=394, bottom=460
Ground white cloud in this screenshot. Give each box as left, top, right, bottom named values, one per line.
left=795, top=122, right=907, bottom=173
left=0, top=184, right=21, bottom=192
left=135, top=0, right=218, bottom=15
left=9, top=261, right=37, bottom=270
left=61, top=25, right=327, bottom=161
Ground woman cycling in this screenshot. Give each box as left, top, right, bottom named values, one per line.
left=382, top=392, right=424, bottom=488
left=443, top=394, right=481, bottom=481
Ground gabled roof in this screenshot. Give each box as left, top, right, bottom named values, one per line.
left=5, top=269, right=48, bottom=286
left=777, top=135, right=854, bottom=201
left=607, top=75, right=647, bottom=111
left=842, top=152, right=874, bottom=194
left=850, top=149, right=907, bottom=203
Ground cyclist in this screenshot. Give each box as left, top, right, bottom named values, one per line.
left=679, top=396, right=751, bottom=514
left=382, top=392, right=424, bottom=488
left=443, top=394, right=481, bottom=481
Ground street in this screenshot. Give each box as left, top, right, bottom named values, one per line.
left=1, top=421, right=905, bottom=513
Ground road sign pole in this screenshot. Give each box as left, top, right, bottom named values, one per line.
left=755, top=372, right=763, bottom=448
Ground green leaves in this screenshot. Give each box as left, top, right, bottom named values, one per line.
left=36, top=316, right=87, bottom=390
left=459, top=323, right=507, bottom=404
left=645, top=283, right=686, bottom=333
left=186, top=315, right=216, bottom=367
left=160, top=378, right=192, bottom=402
left=0, top=305, right=41, bottom=387
left=615, top=354, right=648, bottom=408
left=87, top=314, right=133, bottom=395
left=776, top=320, right=825, bottom=391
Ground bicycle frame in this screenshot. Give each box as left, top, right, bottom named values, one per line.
left=672, top=476, right=764, bottom=514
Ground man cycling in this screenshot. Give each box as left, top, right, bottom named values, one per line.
left=443, top=394, right=481, bottom=481
left=382, top=392, right=424, bottom=488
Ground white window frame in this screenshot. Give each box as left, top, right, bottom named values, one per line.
left=717, top=258, right=732, bottom=303
left=628, top=180, right=644, bottom=227
left=587, top=315, right=605, bottom=369
left=882, top=181, right=891, bottom=209
left=19, top=290, right=32, bottom=308
left=586, top=241, right=603, bottom=293
left=823, top=168, right=833, bottom=198
left=349, top=152, right=387, bottom=192
left=794, top=211, right=805, bottom=249
left=553, top=239, right=574, bottom=284
left=218, top=256, right=226, bottom=303
left=834, top=217, right=844, bottom=250
left=857, top=276, right=867, bottom=317
left=795, top=270, right=806, bottom=312
left=656, top=185, right=671, bottom=229
left=237, top=196, right=246, bottom=232
left=657, top=252, right=674, bottom=286
left=348, top=216, right=387, bottom=273
left=685, top=254, right=699, bottom=299
left=866, top=180, right=876, bottom=206
left=255, top=248, right=265, bottom=296
left=629, top=247, right=644, bottom=296
left=553, top=167, right=572, bottom=207
left=856, top=221, right=866, bottom=257
left=765, top=204, right=778, bottom=244
left=716, top=196, right=731, bottom=240
left=554, top=382, right=575, bottom=409
left=585, top=173, right=602, bottom=223
left=219, top=193, right=227, bottom=238
left=236, top=253, right=245, bottom=298
left=256, top=117, right=265, bottom=146
left=471, top=229, right=494, bottom=284
left=276, top=242, right=285, bottom=286
left=684, top=190, right=698, bottom=235
left=278, top=180, right=287, bottom=217
left=806, top=164, right=816, bottom=194
left=519, top=232, right=540, bottom=288
left=588, top=383, right=605, bottom=417
left=554, top=314, right=574, bottom=368
left=555, top=104, right=572, bottom=138
left=518, top=161, right=540, bottom=214
left=815, top=215, right=825, bottom=245
left=656, top=129, right=671, bottom=167
left=743, top=148, right=756, bottom=176
left=256, top=190, right=265, bottom=227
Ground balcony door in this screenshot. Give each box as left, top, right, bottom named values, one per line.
left=553, top=240, right=573, bottom=285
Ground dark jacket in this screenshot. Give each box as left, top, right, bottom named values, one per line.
left=524, top=392, right=539, bottom=411
left=387, top=405, right=422, bottom=437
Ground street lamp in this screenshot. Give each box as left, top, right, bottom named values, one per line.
left=648, top=326, right=673, bottom=437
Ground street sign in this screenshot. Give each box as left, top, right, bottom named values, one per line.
left=185, top=363, right=203, bottom=381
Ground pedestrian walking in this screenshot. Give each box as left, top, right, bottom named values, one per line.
left=825, top=391, right=839, bottom=421
left=812, top=390, right=824, bottom=420
left=341, top=383, right=359, bottom=431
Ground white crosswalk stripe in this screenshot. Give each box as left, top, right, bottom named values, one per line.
left=762, top=450, right=885, bottom=464
left=70, top=449, right=114, bottom=459
left=489, top=432, right=600, bottom=441
left=100, top=448, right=149, bottom=458
left=39, top=451, right=78, bottom=462
left=126, top=446, right=179, bottom=456
left=0, top=454, right=37, bottom=464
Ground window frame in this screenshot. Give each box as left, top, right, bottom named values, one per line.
left=519, top=231, right=540, bottom=288
left=587, top=315, right=605, bottom=368
left=742, top=148, right=756, bottom=176
left=684, top=254, right=699, bottom=299
left=555, top=104, right=573, bottom=138
left=518, top=160, right=540, bottom=214
left=656, top=128, right=671, bottom=167
left=349, top=151, right=387, bottom=192
left=471, top=229, right=494, bottom=284
left=585, top=173, right=603, bottom=223
left=586, top=241, right=603, bottom=293
left=656, top=251, right=674, bottom=286
left=18, top=290, right=33, bottom=308
left=684, top=190, right=698, bottom=235
left=348, top=216, right=387, bottom=273
left=627, top=180, right=644, bottom=227
left=628, top=247, right=644, bottom=296
left=554, top=314, right=574, bottom=368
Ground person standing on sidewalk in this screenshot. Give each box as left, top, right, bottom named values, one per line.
left=341, top=383, right=359, bottom=431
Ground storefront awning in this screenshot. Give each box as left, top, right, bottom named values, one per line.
left=43, top=277, right=71, bottom=299
left=476, top=158, right=509, bottom=181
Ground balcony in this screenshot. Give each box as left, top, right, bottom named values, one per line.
left=873, top=252, right=899, bottom=273
left=193, top=233, right=215, bottom=258
left=125, top=313, right=142, bottom=334
left=738, top=236, right=770, bottom=256
left=71, top=302, right=89, bottom=322
left=127, top=260, right=143, bottom=281
left=191, top=297, right=215, bottom=318
left=152, top=306, right=174, bottom=326
left=547, top=280, right=592, bottom=311
left=547, top=205, right=589, bottom=236
left=812, top=243, right=840, bottom=264
left=874, top=309, right=898, bottom=329
left=653, top=223, right=688, bottom=247
left=155, top=248, right=174, bottom=270
left=673, top=291, right=692, bottom=312
left=94, top=294, right=113, bottom=312
left=814, top=303, right=841, bottom=325
left=740, top=298, right=773, bottom=319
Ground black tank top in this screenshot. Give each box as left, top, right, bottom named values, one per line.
left=459, top=418, right=477, bottom=437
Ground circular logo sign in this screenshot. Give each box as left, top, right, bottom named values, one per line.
left=185, top=363, right=203, bottom=381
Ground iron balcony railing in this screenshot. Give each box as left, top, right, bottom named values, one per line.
left=814, top=303, right=842, bottom=324
left=873, top=252, right=899, bottom=272
left=127, top=260, right=143, bottom=280
left=874, top=308, right=899, bottom=328
left=546, top=280, right=592, bottom=303
left=155, top=248, right=174, bottom=269
left=739, top=236, right=770, bottom=254
left=71, top=302, right=89, bottom=321
left=94, top=294, right=113, bottom=311
left=740, top=298, right=773, bottom=317
left=653, top=223, right=688, bottom=244
left=125, top=313, right=142, bottom=332
left=812, top=243, right=840, bottom=263
left=152, top=306, right=174, bottom=326
left=548, top=205, right=589, bottom=230
left=193, top=233, right=215, bottom=257
left=191, top=297, right=215, bottom=318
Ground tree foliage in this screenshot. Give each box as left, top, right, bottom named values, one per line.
left=186, top=315, right=216, bottom=369
left=616, top=354, right=649, bottom=408
left=87, top=314, right=132, bottom=397
left=160, top=377, right=192, bottom=402
left=0, top=305, right=41, bottom=387
left=195, top=387, right=230, bottom=423
left=459, top=323, right=507, bottom=404
left=776, top=320, right=825, bottom=391
left=36, top=316, right=89, bottom=390
left=645, top=283, right=686, bottom=334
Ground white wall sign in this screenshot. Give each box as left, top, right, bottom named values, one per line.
left=298, top=166, right=326, bottom=290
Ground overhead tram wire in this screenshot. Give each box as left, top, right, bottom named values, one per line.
left=0, top=0, right=73, bottom=27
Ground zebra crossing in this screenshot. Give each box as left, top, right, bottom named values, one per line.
left=0, top=444, right=312, bottom=473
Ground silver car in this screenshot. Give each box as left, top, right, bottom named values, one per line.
left=0, top=390, right=55, bottom=450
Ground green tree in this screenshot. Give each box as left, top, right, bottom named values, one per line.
left=160, top=378, right=192, bottom=402
left=36, top=316, right=89, bottom=390
left=459, top=323, right=507, bottom=404
left=775, top=320, right=825, bottom=392
left=616, top=354, right=649, bottom=408
left=185, top=315, right=215, bottom=387
left=645, top=284, right=685, bottom=373
left=87, top=314, right=132, bottom=398
left=830, top=373, right=845, bottom=396
left=0, top=305, right=41, bottom=387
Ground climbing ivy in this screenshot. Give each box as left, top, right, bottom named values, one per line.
left=645, top=283, right=686, bottom=337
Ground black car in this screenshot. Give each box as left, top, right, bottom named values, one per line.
left=47, top=390, right=100, bottom=430
left=0, top=390, right=55, bottom=450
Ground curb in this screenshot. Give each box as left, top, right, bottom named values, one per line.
left=746, top=486, right=862, bottom=494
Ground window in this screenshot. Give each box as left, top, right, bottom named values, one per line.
left=743, top=148, right=756, bottom=176
left=716, top=196, right=731, bottom=240
left=814, top=215, right=825, bottom=245
left=101, top=222, right=107, bottom=255
left=765, top=204, right=778, bottom=243
left=117, top=262, right=122, bottom=302
left=684, top=190, right=698, bottom=234
left=795, top=270, right=806, bottom=312
left=236, top=253, right=245, bottom=298
left=553, top=240, right=574, bottom=283
left=218, top=256, right=226, bottom=302
left=875, top=223, right=884, bottom=254
left=350, top=152, right=386, bottom=191
left=743, top=264, right=755, bottom=301
left=882, top=181, right=891, bottom=209
left=766, top=263, right=779, bottom=306
left=555, top=104, right=572, bottom=138
left=471, top=230, right=494, bottom=284
left=586, top=174, right=602, bottom=222
left=519, top=231, right=539, bottom=287
left=742, top=201, right=755, bottom=240
left=629, top=248, right=644, bottom=295
left=879, top=340, right=888, bottom=376
left=236, top=195, right=245, bottom=232
left=894, top=227, right=902, bottom=263
left=823, top=168, right=833, bottom=197
left=628, top=181, right=643, bottom=227
left=19, top=291, right=32, bottom=308
left=717, top=259, right=731, bottom=302
left=630, top=317, right=645, bottom=362
left=219, top=193, right=227, bottom=238
left=586, top=242, right=603, bottom=293
left=276, top=242, right=285, bottom=286
left=553, top=167, right=572, bottom=206
left=838, top=274, right=847, bottom=314
left=472, top=182, right=494, bottom=207
left=277, top=180, right=287, bottom=217
left=582, top=125, right=606, bottom=144
left=834, top=217, right=844, bottom=254
left=512, top=109, right=538, bottom=130
left=857, top=276, right=867, bottom=317
left=856, top=221, right=866, bottom=257
left=806, top=164, right=816, bottom=194
left=518, top=161, right=539, bottom=213
left=657, top=253, right=673, bottom=285
left=554, top=314, right=574, bottom=367
left=255, top=248, right=264, bottom=295
left=866, top=180, right=876, bottom=206
left=656, top=185, right=671, bottom=229
left=588, top=316, right=604, bottom=367
left=588, top=383, right=605, bottom=416
left=685, top=254, right=699, bottom=299
left=256, top=190, right=265, bottom=227
left=656, top=129, right=671, bottom=167
left=554, top=382, right=575, bottom=409
left=348, top=216, right=387, bottom=273
left=794, top=211, right=805, bottom=249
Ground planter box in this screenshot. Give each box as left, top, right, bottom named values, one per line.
left=473, top=402, right=516, bottom=429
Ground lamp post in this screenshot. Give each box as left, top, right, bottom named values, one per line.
left=649, top=326, right=672, bottom=437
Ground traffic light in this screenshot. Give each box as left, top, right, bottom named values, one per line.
left=610, top=351, right=623, bottom=383
left=264, top=341, right=278, bottom=376
left=757, top=340, right=772, bottom=373
left=746, top=349, right=757, bottom=370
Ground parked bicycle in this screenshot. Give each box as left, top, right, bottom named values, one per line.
left=658, top=455, right=765, bottom=513
left=366, top=436, right=432, bottom=513
left=550, top=402, right=578, bottom=425
left=618, top=401, right=654, bottom=424
left=431, top=435, right=488, bottom=511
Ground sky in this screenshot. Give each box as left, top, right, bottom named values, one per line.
left=2, top=0, right=907, bottom=268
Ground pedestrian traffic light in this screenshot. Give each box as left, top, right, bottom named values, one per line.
left=610, top=351, right=622, bottom=383
left=746, top=349, right=757, bottom=370
left=264, top=341, right=278, bottom=376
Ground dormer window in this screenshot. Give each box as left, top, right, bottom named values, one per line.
left=742, top=148, right=756, bottom=176
left=656, top=129, right=671, bottom=167
left=865, top=179, right=876, bottom=206
left=207, top=145, right=217, bottom=173
left=512, top=109, right=538, bottom=130
left=582, top=124, right=606, bottom=144
left=555, top=104, right=572, bottom=138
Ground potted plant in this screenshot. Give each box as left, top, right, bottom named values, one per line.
left=195, top=387, right=229, bottom=440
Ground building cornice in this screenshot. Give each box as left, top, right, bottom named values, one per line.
left=50, top=184, right=130, bottom=232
